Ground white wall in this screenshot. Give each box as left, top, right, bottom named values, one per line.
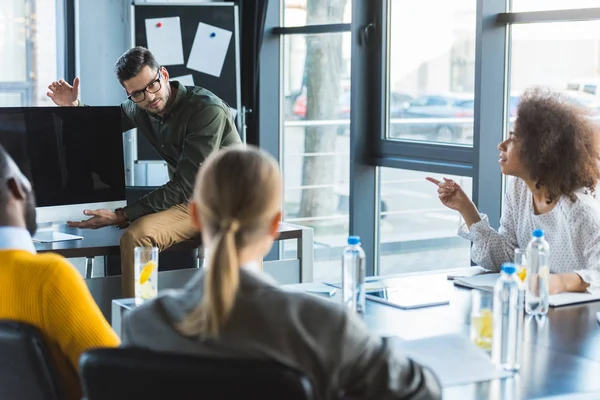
left=77, top=0, right=132, bottom=106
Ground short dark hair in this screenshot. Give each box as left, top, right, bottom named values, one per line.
left=516, top=88, right=600, bottom=203
left=114, top=46, right=160, bottom=84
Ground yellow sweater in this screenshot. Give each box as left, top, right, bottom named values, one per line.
left=0, top=250, right=120, bottom=399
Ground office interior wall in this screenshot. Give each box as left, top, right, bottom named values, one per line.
left=77, top=0, right=132, bottom=106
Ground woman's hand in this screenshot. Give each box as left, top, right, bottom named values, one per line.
left=426, top=177, right=471, bottom=211
left=426, top=177, right=482, bottom=228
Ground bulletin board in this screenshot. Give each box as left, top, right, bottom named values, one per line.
left=132, top=2, right=241, bottom=160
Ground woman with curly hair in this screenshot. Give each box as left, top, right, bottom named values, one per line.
left=427, top=88, right=600, bottom=295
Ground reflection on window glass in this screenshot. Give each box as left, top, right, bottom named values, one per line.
left=509, top=21, right=600, bottom=125
left=283, top=0, right=351, bottom=27
left=1, top=0, right=59, bottom=106
left=511, top=0, right=599, bottom=12
left=379, top=168, right=471, bottom=275
left=388, top=0, right=476, bottom=145
left=282, top=30, right=351, bottom=283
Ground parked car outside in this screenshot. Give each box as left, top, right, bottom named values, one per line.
left=392, top=93, right=474, bottom=143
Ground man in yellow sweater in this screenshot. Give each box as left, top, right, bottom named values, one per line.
left=0, top=145, right=120, bottom=399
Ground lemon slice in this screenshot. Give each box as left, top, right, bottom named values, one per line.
left=140, top=281, right=157, bottom=299
left=139, top=261, right=157, bottom=284
left=517, top=267, right=527, bottom=282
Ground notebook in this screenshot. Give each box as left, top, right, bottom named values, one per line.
left=454, top=273, right=600, bottom=307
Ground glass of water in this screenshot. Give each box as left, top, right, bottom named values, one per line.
left=470, top=289, right=493, bottom=352
left=134, top=246, right=158, bottom=302
left=514, top=248, right=527, bottom=282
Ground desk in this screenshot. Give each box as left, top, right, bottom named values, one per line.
left=113, top=269, right=600, bottom=399
left=34, top=222, right=314, bottom=282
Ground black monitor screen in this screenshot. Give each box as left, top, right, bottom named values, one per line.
left=0, top=106, right=125, bottom=207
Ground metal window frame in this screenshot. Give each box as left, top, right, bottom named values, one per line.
left=61, top=0, right=77, bottom=83
left=272, top=23, right=351, bottom=35
left=498, top=7, right=600, bottom=24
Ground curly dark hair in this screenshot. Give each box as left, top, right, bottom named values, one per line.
left=515, top=88, right=600, bottom=203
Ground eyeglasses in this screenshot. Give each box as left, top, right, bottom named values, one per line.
left=127, top=70, right=162, bottom=103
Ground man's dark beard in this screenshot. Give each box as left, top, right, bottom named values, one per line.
left=24, top=190, right=37, bottom=236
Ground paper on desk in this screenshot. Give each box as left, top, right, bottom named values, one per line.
left=392, top=333, right=513, bottom=386
left=171, top=74, right=195, bottom=86
left=145, top=17, right=184, bottom=66
left=455, top=273, right=600, bottom=307
left=187, top=22, right=232, bottom=77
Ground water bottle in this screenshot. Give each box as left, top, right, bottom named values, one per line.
left=525, top=229, right=550, bottom=316
left=342, top=236, right=366, bottom=313
left=492, top=263, right=524, bottom=371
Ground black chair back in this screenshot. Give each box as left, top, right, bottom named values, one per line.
left=80, top=347, right=316, bottom=400
left=0, top=320, right=64, bottom=400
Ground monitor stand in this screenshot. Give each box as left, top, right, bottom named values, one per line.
left=32, top=222, right=83, bottom=243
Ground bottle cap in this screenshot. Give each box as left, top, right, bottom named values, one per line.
left=348, top=236, right=360, bottom=245
left=501, top=262, right=516, bottom=275
left=532, top=229, right=544, bottom=238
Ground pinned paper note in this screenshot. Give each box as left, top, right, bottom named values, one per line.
left=145, top=17, right=184, bottom=66
left=171, top=74, right=195, bottom=87
left=187, top=22, right=232, bottom=77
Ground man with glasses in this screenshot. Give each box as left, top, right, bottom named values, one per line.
left=46, top=46, right=241, bottom=297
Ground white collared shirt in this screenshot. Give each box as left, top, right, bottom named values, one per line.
left=0, top=226, right=36, bottom=254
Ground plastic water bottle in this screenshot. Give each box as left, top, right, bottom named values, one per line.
left=492, top=263, right=524, bottom=371
left=342, top=236, right=366, bottom=313
left=525, top=229, right=550, bottom=316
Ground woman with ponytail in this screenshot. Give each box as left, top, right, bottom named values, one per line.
left=122, top=145, right=441, bottom=400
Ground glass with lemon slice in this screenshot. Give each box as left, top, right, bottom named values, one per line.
left=470, top=289, right=493, bottom=352
left=134, top=246, right=159, bottom=302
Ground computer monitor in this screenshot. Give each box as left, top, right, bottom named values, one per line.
left=0, top=106, right=126, bottom=226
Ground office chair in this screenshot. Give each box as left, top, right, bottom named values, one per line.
left=80, top=347, right=316, bottom=400
left=0, top=320, right=65, bottom=400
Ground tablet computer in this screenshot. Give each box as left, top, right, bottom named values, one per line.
left=366, top=287, right=450, bottom=309
left=328, top=274, right=452, bottom=310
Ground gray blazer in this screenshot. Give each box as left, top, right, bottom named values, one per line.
left=121, top=268, right=441, bottom=400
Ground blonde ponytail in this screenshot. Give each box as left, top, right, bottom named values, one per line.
left=176, top=219, right=240, bottom=337
left=175, top=145, right=282, bottom=339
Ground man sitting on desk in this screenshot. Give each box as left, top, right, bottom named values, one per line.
left=46, top=46, right=242, bottom=297
left=0, top=144, right=119, bottom=399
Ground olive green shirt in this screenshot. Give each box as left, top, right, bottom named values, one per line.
left=119, top=82, right=241, bottom=221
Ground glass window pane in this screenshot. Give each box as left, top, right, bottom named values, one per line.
left=1, top=0, right=60, bottom=106
left=2, top=0, right=28, bottom=82
left=283, top=0, right=351, bottom=27
left=509, top=21, right=600, bottom=120
left=282, top=33, right=351, bottom=283
left=379, top=168, right=472, bottom=275
left=387, top=0, right=476, bottom=145
left=511, top=0, right=600, bottom=12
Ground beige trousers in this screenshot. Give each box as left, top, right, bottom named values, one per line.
left=120, top=204, right=197, bottom=298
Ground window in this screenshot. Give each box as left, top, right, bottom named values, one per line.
left=509, top=21, right=600, bottom=118
left=281, top=3, right=352, bottom=282
left=283, top=0, right=351, bottom=27
left=379, top=168, right=471, bottom=275
left=1, top=0, right=61, bottom=106
left=511, top=0, right=600, bottom=12
left=387, top=0, right=476, bottom=145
